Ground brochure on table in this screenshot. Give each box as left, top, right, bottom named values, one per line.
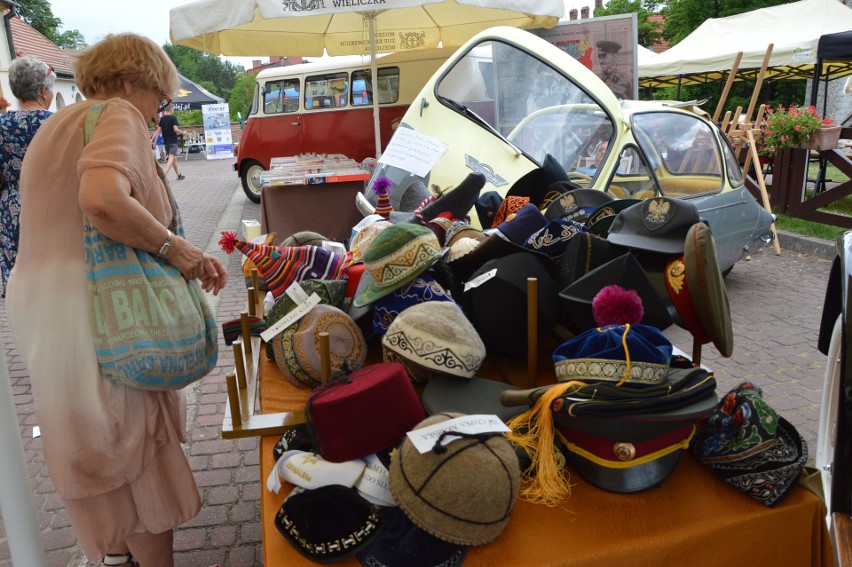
left=201, top=103, right=234, bottom=160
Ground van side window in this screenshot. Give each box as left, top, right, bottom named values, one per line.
left=352, top=67, right=400, bottom=106
left=264, top=78, right=300, bottom=114
left=305, top=72, right=349, bottom=110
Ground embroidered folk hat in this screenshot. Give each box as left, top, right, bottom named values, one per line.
left=276, top=304, right=367, bottom=389
left=221, top=315, right=265, bottom=346
left=445, top=232, right=554, bottom=286
left=382, top=301, right=486, bottom=383
left=371, top=275, right=455, bottom=336
left=275, top=485, right=381, bottom=563
left=691, top=382, right=807, bottom=507
left=490, top=195, right=530, bottom=228
left=552, top=323, right=673, bottom=385
left=494, top=203, right=549, bottom=245
left=444, top=222, right=486, bottom=248
left=350, top=220, right=392, bottom=263
left=389, top=413, right=521, bottom=546
left=307, top=362, right=426, bottom=462
left=543, top=187, right=613, bottom=222
left=357, top=506, right=468, bottom=567
left=354, top=223, right=442, bottom=308
left=523, top=218, right=586, bottom=259
left=684, top=222, right=733, bottom=357
left=606, top=197, right=701, bottom=255
left=219, top=231, right=353, bottom=301
left=282, top=230, right=328, bottom=248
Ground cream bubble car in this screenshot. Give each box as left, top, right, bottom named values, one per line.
left=370, top=26, right=775, bottom=275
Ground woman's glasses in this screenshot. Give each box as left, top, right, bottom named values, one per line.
left=157, top=90, right=172, bottom=113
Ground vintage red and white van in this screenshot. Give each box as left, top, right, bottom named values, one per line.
left=235, top=48, right=450, bottom=202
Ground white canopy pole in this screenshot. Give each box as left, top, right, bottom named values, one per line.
left=0, top=347, right=47, bottom=566
left=368, top=13, right=382, bottom=159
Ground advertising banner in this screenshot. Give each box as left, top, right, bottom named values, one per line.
left=201, top=103, right=234, bottom=160
left=533, top=14, right=638, bottom=100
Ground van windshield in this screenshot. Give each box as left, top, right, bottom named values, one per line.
left=435, top=40, right=614, bottom=175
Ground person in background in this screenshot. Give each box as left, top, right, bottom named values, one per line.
left=150, top=121, right=166, bottom=163
left=0, top=55, right=54, bottom=296
left=6, top=33, right=227, bottom=567
left=159, top=103, right=185, bottom=180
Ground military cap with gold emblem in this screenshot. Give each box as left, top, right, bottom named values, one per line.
left=543, top=187, right=613, bottom=222
left=606, top=196, right=700, bottom=255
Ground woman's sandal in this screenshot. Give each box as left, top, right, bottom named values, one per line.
left=102, top=553, right=140, bottom=567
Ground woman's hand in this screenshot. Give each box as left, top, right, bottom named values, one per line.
left=164, top=236, right=228, bottom=295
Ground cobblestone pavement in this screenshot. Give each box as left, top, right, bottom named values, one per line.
left=0, top=156, right=836, bottom=566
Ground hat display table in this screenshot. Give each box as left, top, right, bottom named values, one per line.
left=254, top=352, right=831, bottom=566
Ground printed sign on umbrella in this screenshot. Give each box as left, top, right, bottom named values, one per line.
left=169, top=0, right=564, bottom=157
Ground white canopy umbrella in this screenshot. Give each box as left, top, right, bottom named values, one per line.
left=170, top=0, right=564, bottom=157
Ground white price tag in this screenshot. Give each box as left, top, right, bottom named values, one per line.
left=285, top=281, right=310, bottom=304
left=260, top=293, right=321, bottom=342
left=464, top=268, right=497, bottom=292
left=406, top=414, right=510, bottom=454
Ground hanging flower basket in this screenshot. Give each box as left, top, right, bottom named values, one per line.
left=797, top=125, right=843, bottom=151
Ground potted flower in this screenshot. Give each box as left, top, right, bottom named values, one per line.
left=0, top=96, right=9, bottom=113
left=761, top=104, right=841, bottom=151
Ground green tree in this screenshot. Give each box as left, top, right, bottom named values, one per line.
left=661, top=0, right=789, bottom=46
left=14, top=0, right=86, bottom=49
left=229, top=73, right=257, bottom=121
left=594, top=0, right=662, bottom=48
left=163, top=44, right=242, bottom=99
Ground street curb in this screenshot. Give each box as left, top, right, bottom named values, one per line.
left=777, top=230, right=836, bottom=261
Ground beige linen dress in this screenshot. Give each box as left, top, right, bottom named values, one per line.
left=6, top=98, right=201, bottom=560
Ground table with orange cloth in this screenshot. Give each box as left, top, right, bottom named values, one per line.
left=255, top=354, right=832, bottom=567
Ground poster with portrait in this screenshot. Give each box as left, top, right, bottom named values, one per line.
left=533, top=13, right=637, bottom=100
left=201, top=103, right=234, bottom=160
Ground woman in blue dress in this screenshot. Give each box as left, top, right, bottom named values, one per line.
left=0, top=55, right=54, bottom=295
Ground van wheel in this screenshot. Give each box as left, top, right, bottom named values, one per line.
left=241, top=160, right=265, bottom=203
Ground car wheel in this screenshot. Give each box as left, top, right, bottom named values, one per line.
left=817, top=315, right=842, bottom=524
left=721, top=265, right=733, bottom=278
left=241, top=160, right=265, bottom=203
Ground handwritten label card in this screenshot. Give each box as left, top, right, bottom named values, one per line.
left=378, top=127, right=448, bottom=178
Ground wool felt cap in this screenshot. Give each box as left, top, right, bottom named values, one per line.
left=219, top=232, right=353, bottom=302
left=390, top=412, right=521, bottom=546
left=419, top=173, right=486, bottom=222
left=277, top=304, right=368, bottom=389
left=372, top=275, right=455, bottom=337
left=307, top=362, right=426, bottom=462
left=275, top=485, right=381, bottom=563
left=684, top=222, right=733, bottom=357
left=559, top=253, right=674, bottom=333
left=382, top=301, right=486, bottom=383
left=241, top=232, right=277, bottom=290
left=543, top=187, right=613, bottom=222
left=552, top=323, right=673, bottom=385
left=475, top=190, right=503, bottom=229
left=506, top=154, right=571, bottom=208
left=398, top=180, right=433, bottom=213
left=606, top=197, right=701, bottom=255
left=552, top=367, right=718, bottom=493
left=446, top=233, right=555, bottom=285
left=357, top=506, right=468, bottom=567
left=691, top=382, right=807, bottom=507
left=421, top=376, right=525, bottom=424
left=282, top=230, right=328, bottom=248
left=524, top=218, right=586, bottom=259
left=585, top=198, right=641, bottom=237
left=494, top=203, right=549, bottom=245
left=460, top=253, right=560, bottom=359
left=354, top=223, right=443, bottom=308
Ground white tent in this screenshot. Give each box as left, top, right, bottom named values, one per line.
left=638, top=0, right=852, bottom=88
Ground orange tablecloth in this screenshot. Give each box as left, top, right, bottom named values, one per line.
left=256, top=356, right=833, bottom=567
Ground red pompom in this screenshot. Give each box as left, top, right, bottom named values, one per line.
left=219, top=230, right=238, bottom=254
left=592, top=285, right=644, bottom=327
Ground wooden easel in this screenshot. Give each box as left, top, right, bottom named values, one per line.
left=717, top=45, right=782, bottom=255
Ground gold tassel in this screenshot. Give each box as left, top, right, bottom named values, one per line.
left=506, top=381, right=586, bottom=507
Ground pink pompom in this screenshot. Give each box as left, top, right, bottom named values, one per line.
left=592, top=285, right=644, bottom=327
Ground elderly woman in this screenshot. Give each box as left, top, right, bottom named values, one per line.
left=0, top=55, right=54, bottom=295
left=6, top=35, right=227, bottom=567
